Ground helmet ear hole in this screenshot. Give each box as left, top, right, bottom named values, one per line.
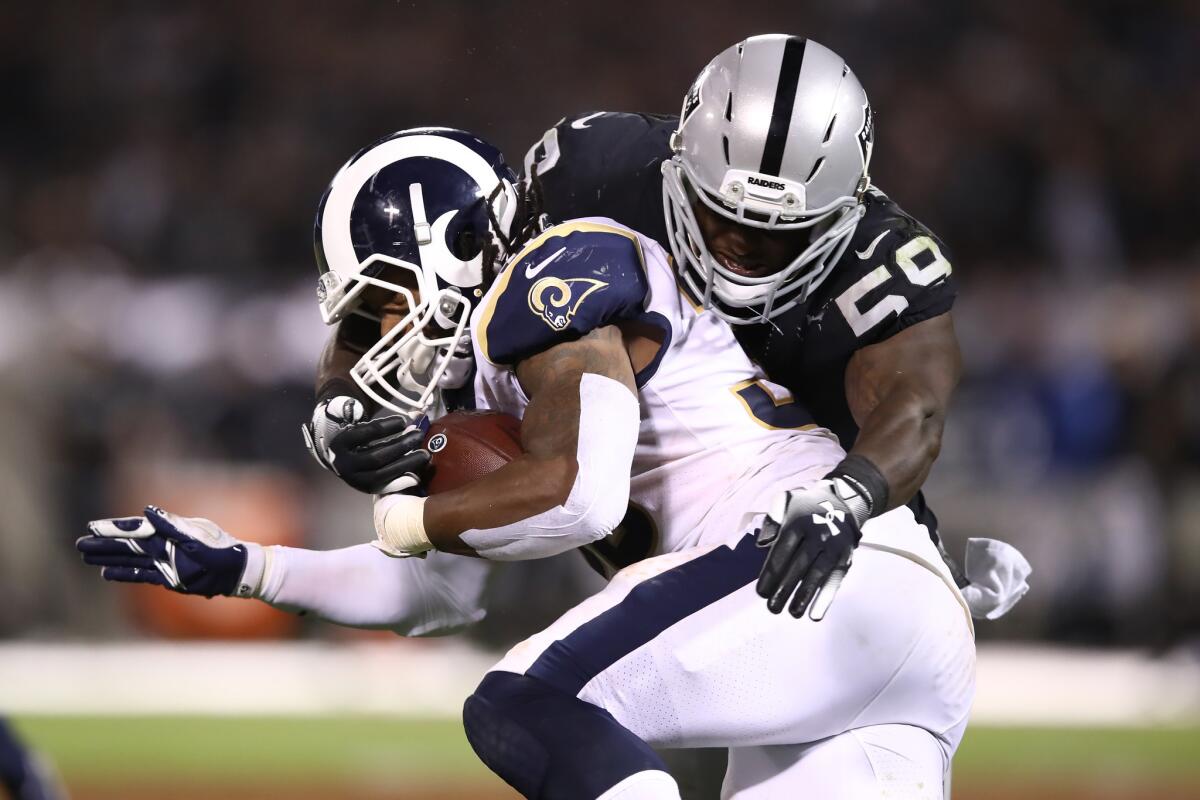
left=452, top=229, right=481, bottom=262
left=805, top=158, right=826, bottom=184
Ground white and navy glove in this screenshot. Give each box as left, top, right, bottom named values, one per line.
left=301, top=395, right=429, bottom=494
left=76, top=506, right=264, bottom=598
left=756, top=456, right=888, bottom=620
left=301, top=394, right=365, bottom=472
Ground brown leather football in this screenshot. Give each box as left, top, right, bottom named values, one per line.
left=422, top=410, right=523, bottom=495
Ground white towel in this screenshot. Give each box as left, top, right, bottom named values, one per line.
left=960, top=538, right=1032, bottom=620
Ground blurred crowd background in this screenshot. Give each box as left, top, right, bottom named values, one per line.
left=1, top=0, right=1197, bottom=651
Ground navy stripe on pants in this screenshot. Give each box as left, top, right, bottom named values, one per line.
left=526, top=534, right=765, bottom=695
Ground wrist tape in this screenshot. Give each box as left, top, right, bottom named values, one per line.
left=827, top=454, right=890, bottom=525
left=373, top=493, right=432, bottom=556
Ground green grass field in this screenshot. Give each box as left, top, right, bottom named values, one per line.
left=12, top=716, right=1200, bottom=798
left=14, top=716, right=489, bottom=785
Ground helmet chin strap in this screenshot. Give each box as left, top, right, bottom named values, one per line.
left=409, top=183, right=433, bottom=246
left=408, top=180, right=445, bottom=322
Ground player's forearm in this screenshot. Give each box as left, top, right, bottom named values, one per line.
left=374, top=332, right=639, bottom=561
left=259, top=543, right=489, bottom=636
left=416, top=373, right=638, bottom=561
left=842, top=313, right=961, bottom=513
left=422, top=453, right=579, bottom=555
left=419, top=337, right=592, bottom=554
left=847, top=384, right=946, bottom=511
left=315, top=316, right=377, bottom=402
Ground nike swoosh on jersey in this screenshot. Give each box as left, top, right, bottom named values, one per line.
left=855, top=230, right=890, bottom=261
left=524, top=246, right=567, bottom=279
left=570, top=112, right=606, bottom=130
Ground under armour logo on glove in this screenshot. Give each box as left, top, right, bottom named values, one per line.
left=811, top=502, right=846, bottom=537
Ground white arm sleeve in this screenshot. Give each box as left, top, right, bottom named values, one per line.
left=459, top=373, right=640, bottom=561
left=257, top=544, right=491, bottom=637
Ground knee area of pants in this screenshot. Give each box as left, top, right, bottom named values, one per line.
left=462, top=674, right=551, bottom=798
left=462, top=672, right=543, bottom=752
left=471, top=670, right=539, bottom=711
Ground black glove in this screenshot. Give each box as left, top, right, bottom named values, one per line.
left=303, top=397, right=430, bottom=494
left=755, top=456, right=887, bottom=620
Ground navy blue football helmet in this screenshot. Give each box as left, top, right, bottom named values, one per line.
left=314, top=128, right=520, bottom=414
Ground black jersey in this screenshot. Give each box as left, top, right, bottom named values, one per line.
left=732, top=190, right=957, bottom=446
left=524, top=111, right=958, bottom=537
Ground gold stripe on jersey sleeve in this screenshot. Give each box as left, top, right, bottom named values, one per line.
left=730, top=379, right=818, bottom=432
left=476, top=220, right=646, bottom=365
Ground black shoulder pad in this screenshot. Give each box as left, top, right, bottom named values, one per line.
left=823, top=192, right=958, bottom=342
left=522, top=112, right=677, bottom=248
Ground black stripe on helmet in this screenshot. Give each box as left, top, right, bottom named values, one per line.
left=759, top=36, right=807, bottom=177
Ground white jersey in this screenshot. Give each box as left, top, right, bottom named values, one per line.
left=470, top=217, right=850, bottom=574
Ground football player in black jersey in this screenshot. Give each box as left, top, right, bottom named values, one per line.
left=307, top=35, right=1028, bottom=624
left=523, top=36, right=973, bottom=620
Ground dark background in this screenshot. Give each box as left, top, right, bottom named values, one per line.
left=1, top=0, right=1198, bottom=650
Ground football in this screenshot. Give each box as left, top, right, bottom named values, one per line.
left=422, top=410, right=523, bottom=494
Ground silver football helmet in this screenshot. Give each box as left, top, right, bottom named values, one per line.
left=662, top=35, right=874, bottom=323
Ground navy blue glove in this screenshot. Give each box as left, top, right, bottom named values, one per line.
left=76, top=506, right=260, bottom=598
left=755, top=478, right=866, bottom=620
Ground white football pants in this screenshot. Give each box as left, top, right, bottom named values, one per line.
left=723, top=724, right=948, bottom=799
left=490, top=508, right=975, bottom=797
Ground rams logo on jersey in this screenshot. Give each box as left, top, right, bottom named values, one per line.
left=528, top=276, right=608, bottom=331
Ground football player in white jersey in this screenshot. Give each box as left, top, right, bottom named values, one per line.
left=80, top=129, right=974, bottom=799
